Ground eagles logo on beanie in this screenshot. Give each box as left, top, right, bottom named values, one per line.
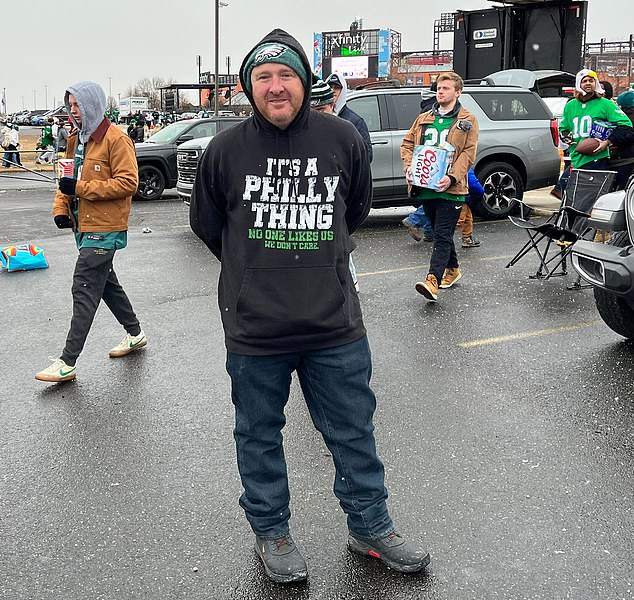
left=243, top=42, right=308, bottom=94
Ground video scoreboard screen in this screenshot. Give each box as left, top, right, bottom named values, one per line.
left=313, top=29, right=391, bottom=79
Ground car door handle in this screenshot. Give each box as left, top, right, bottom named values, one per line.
left=371, top=140, right=389, bottom=145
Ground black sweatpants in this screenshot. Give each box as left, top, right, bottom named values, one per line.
left=422, top=198, right=463, bottom=283
left=61, top=247, right=140, bottom=366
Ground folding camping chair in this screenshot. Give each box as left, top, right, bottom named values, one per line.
left=505, top=169, right=616, bottom=281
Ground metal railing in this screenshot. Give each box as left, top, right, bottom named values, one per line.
left=0, top=149, right=60, bottom=184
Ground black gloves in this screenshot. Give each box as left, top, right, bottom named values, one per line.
left=54, top=215, right=73, bottom=229
left=59, top=177, right=77, bottom=196
left=560, top=131, right=574, bottom=145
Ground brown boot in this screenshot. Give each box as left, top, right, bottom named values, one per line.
left=440, top=267, right=462, bottom=289
left=415, top=274, right=438, bottom=302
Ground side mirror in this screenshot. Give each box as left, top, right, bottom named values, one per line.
left=177, top=134, right=194, bottom=144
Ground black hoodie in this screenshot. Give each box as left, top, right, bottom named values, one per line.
left=190, top=29, right=372, bottom=355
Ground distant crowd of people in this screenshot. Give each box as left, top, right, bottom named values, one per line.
left=1, top=116, right=69, bottom=167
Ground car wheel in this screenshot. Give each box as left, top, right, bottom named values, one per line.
left=593, top=231, right=634, bottom=340
left=135, top=165, right=165, bottom=201
left=473, top=162, right=524, bottom=220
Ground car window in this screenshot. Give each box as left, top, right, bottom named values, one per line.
left=346, top=96, right=381, bottom=132
left=390, top=93, right=423, bottom=130
left=218, top=120, right=242, bottom=132
left=188, top=122, right=218, bottom=138
left=469, top=91, right=550, bottom=121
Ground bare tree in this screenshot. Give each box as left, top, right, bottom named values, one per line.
left=124, top=76, right=175, bottom=109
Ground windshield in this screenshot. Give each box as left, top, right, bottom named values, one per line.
left=145, top=121, right=192, bottom=143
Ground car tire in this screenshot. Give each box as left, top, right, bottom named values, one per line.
left=135, top=165, right=166, bottom=201
left=473, top=162, right=524, bottom=220
left=593, top=231, right=634, bottom=340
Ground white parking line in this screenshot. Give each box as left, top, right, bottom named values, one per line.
left=357, top=254, right=514, bottom=278
left=459, top=320, right=602, bottom=348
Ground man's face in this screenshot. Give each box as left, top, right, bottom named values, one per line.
left=580, top=76, right=596, bottom=94
left=330, top=84, right=342, bottom=103
left=436, top=80, right=461, bottom=108
left=251, top=63, right=304, bottom=129
left=68, top=94, right=82, bottom=125
left=313, top=102, right=334, bottom=114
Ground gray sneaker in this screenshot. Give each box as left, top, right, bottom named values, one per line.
left=254, top=534, right=308, bottom=583
left=348, top=532, right=430, bottom=573
left=402, top=218, right=422, bottom=242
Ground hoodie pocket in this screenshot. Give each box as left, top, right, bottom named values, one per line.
left=236, top=266, right=348, bottom=338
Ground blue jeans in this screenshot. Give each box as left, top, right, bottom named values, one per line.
left=2, top=147, right=21, bottom=167
left=226, top=335, right=393, bottom=541
left=422, top=198, right=463, bottom=283
left=405, top=205, right=433, bottom=237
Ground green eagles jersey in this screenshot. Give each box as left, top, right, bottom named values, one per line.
left=41, top=125, right=54, bottom=147
left=560, top=97, right=631, bottom=168
left=415, top=115, right=465, bottom=203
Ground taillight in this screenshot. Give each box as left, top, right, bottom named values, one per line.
left=550, top=119, right=559, bottom=147
left=626, top=176, right=634, bottom=244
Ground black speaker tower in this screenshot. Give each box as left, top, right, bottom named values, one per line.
left=453, top=1, right=587, bottom=79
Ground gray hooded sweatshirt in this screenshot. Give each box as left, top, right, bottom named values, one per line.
left=65, top=81, right=107, bottom=144
left=325, top=72, right=373, bottom=162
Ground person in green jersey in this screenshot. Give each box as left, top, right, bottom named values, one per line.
left=560, top=69, right=632, bottom=172
left=35, top=118, right=56, bottom=164
left=401, top=72, right=479, bottom=302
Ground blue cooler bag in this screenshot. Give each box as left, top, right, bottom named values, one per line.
left=1, top=244, right=49, bottom=272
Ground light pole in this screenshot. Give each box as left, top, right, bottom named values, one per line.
left=108, top=77, right=112, bottom=108
left=44, top=85, right=48, bottom=110
left=33, top=90, right=37, bottom=110
left=196, top=55, right=202, bottom=108
left=214, top=0, right=229, bottom=115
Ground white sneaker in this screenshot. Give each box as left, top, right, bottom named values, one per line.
left=109, top=330, right=147, bottom=358
left=35, top=357, right=76, bottom=382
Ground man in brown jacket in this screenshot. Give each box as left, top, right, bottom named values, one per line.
left=36, top=81, right=147, bottom=383
left=401, top=72, right=479, bottom=302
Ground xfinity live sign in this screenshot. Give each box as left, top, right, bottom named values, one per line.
left=320, top=29, right=380, bottom=57
left=330, top=32, right=368, bottom=54
left=313, top=29, right=391, bottom=79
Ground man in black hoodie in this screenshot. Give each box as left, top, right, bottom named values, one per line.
left=190, top=29, right=429, bottom=583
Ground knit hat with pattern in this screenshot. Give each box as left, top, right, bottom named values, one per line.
left=310, top=79, right=334, bottom=107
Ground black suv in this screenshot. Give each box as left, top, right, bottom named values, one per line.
left=133, top=117, right=245, bottom=200
left=346, top=83, right=561, bottom=218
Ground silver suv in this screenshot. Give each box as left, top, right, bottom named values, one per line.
left=346, top=82, right=561, bottom=218
left=178, top=83, right=561, bottom=218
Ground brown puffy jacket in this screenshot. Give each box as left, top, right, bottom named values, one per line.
left=400, top=103, right=479, bottom=197
left=53, top=118, right=138, bottom=232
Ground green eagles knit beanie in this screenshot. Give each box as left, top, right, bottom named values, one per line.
left=243, top=42, right=308, bottom=94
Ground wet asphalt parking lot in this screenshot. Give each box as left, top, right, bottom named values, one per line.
left=1, top=176, right=633, bottom=600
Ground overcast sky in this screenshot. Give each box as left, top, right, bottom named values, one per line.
left=1, top=0, right=630, bottom=112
